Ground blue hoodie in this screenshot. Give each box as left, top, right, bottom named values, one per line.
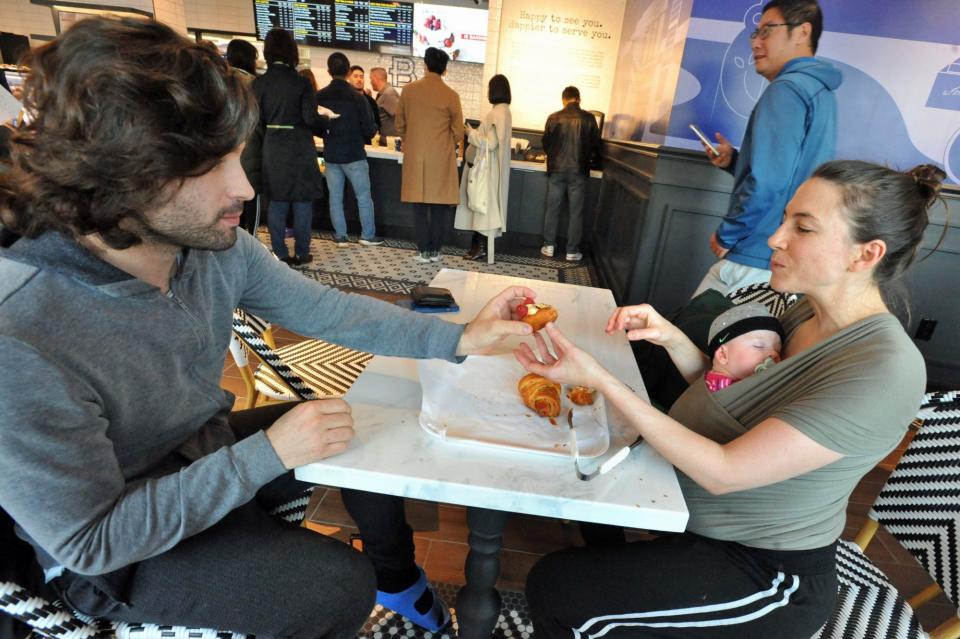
left=717, top=57, right=842, bottom=270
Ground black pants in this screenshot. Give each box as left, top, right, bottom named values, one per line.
left=527, top=533, right=837, bottom=639
left=543, top=171, right=587, bottom=253
left=53, top=402, right=418, bottom=638
left=240, top=195, right=261, bottom=235
left=412, top=203, right=451, bottom=253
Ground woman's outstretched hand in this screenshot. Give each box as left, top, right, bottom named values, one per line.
left=513, top=322, right=608, bottom=388
left=605, top=304, right=678, bottom=347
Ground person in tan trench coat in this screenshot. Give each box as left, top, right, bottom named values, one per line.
left=396, top=47, right=464, bottom=263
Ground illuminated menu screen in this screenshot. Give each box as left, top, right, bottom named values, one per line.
left=254, top=0, right=413, bottom=51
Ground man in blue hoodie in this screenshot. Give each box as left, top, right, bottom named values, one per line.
left=694, top=0, right=842, bottom=296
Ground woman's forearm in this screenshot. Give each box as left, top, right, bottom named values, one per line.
left=594, top=372, right=734, bottom=494
left=662, top=333, right=710, bottom=384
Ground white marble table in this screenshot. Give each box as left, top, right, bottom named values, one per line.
left=295, top=269, right=688, bottom=637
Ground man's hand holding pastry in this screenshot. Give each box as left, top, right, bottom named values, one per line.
left=456, top=286, right=536, bottom=356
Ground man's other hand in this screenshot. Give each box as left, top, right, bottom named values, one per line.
left=265, top=400, right=355, bottom=468
left=707, top=132, right=734, bottom=169
left=709, top=232, right=729, bottom=259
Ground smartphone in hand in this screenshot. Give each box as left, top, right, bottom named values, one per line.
left=689, top=124, right=718, bottom=155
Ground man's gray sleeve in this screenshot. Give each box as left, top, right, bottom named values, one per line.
left=234, top=233, right=466, bottom=361
left=0, top=337, right=287, bottom=576
left=380, top=89, right=399, bottom=117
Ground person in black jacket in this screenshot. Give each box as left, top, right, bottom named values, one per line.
left=348, top=65, right=382, bottom=143
left=226, top=39, right=262, bottom=235
left=317, top=53, right=383, bottom=246
left=540, top=86, right=600, bottom=262
left=253, top=29, right=327, bottom=266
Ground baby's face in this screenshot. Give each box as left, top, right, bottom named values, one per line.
left=712, top=329, right=782, bottom=381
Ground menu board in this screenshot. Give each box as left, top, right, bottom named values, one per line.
left=253, top=0, right=413, bottom=51
left=254, top=0, right=334, bottom=46
left=336, top=1, right=413, bottom=49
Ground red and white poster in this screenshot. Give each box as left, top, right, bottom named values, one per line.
left=413, top=3, right=488, bottom=64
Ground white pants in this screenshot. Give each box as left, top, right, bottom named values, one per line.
left=692, top=259, right=772, bottom=298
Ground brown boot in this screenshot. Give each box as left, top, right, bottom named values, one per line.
left=463, top=233, right=484, bottom=260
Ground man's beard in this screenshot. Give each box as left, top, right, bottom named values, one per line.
left=139, top=204, right=242, bottom=252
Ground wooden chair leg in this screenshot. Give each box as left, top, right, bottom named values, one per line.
left=930, top=616, right=960, bottom=639
left=907, top=582, right=943, bottom=609
left=852, top=518, right=880, bottom=551
left=263, top=327, right=277, bottom=350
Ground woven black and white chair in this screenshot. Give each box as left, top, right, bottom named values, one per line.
left=812, top=390, right=960, bottom=639
left=726, top=282, right=800, bottom=318
left=230, top=309, right=373, bottom=408
left=0, top=487, right=314, bottom=639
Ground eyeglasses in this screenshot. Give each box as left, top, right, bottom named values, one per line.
left=749, top=22, right=794, bottom=40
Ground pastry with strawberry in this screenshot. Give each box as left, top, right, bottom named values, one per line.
left=515, top=296, right=558, bottom=332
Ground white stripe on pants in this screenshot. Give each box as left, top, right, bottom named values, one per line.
left=573, top=573, right=800, bottom=638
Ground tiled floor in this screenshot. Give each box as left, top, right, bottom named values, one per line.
left=220, top=268, right=956, bottom=634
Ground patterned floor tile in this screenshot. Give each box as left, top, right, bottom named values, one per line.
left=358, top=582, right=533, bottom=639
left=260, top=231, right=597, bottom=293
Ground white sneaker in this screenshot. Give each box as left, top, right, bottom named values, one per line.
left=429, top=251, right=442, bottom=263
left=540, top=245, right=555, bottom=257
left=565, top=251, right=583, bottom=262
left=414, top=251, right=432, bottom=263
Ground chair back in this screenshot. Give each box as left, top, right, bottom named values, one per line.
left=1, top=507, right=111, bottom=638
left=231, top=309, right=320, bottom=401
left=726, top=282, right=799, bottom=318
left=868, top=390, right=960, bottom=612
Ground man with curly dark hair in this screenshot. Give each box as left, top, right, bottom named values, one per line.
left=0, top=17, right=534, bottom=637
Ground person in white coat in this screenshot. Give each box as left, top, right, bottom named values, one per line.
left=455, top=74, right=512, bottom=263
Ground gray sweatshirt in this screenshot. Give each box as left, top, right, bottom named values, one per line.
left=0, top=230, right=464, bottom=576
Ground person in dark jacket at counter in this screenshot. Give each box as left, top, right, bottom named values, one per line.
left=317, top=54, right=383, bottom=247
left=252, top=28, right=327, bottom=266
left=226, top=39, right=261, bottom=235
left=348, top=65, right=381, bottom=143
left=540, top=85, right=600, bottom=263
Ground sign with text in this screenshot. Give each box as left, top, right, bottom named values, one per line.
left=496, top=0, right=626, bottom=130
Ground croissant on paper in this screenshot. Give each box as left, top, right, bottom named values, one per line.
left=518, top=373, right=562, bottom=418
left=566, top=385, right=596, bottom=406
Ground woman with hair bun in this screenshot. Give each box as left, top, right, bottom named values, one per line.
left=515, top=160, right=946, bottom=638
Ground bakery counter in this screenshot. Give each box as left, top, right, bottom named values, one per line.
left=315, top=139, right=601, bottom=178
left=313, top=140, right=602, bottom=251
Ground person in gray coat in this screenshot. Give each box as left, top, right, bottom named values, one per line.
left=0, top=17, right=537, bottom=638
left=253, top=29, right=326, bottom=266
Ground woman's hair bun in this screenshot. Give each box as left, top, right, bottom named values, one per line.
left=907, top=164, right=947, bottom=210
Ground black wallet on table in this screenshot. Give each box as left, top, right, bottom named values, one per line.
left=411, top=286, right=456, bottom=307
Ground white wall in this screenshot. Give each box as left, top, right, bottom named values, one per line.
left=494, top=0, right=627, bottom=130
left=606, top=0, right=692, bottom=143
left=0, top=0, right=185, bottom=42
left=0, top=0, right=58, bottom=42
left=185, top=0, right=251, bottom=34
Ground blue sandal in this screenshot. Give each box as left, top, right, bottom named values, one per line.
left=376, top=568, right=451, bottom=632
